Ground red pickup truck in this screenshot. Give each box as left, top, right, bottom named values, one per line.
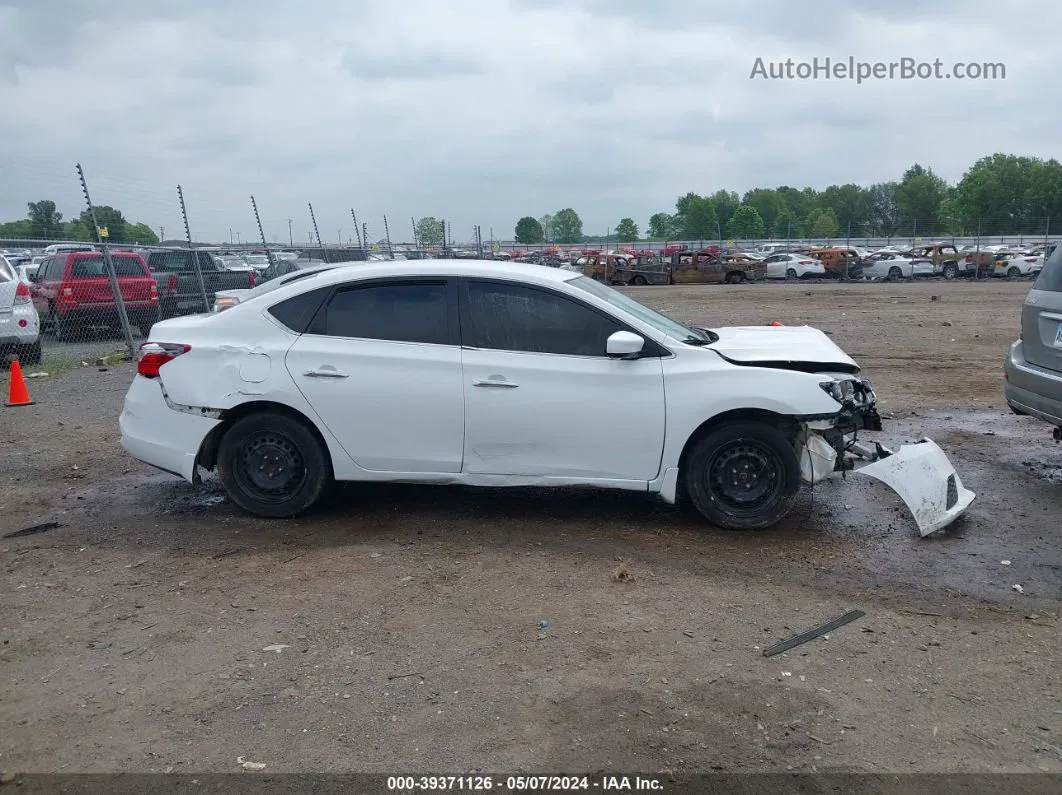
left=29, top=251, right=160, bottom=341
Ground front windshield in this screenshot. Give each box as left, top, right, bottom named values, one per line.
left=566, top=275, right=706, bottom=341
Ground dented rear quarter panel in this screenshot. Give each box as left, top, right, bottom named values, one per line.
left=148, top=308, right=360, bottom=477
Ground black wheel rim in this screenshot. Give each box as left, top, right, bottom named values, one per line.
left=234, top=431, right=306, bottom=503
left=706, top=440, right=784, bottom=512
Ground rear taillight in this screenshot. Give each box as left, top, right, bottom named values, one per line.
left=137, top=342, right=191, bottom=378
left=13, top=281, right=31, bottom=304
left=965, top=255, right=973, bottom=263
left=167, top=274, right=177, bottom=291
left=248, top=271, right=256, bottom=288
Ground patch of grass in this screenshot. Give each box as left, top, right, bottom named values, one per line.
left=0, top=354, right=84, bottom=388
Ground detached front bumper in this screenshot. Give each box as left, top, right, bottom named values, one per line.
left=795, top=378, right=975, bottom=535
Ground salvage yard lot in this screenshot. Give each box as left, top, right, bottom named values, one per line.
left=1, top=280, right=1060, bottom=775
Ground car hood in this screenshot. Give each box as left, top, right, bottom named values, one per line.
left=702, top=325, right=860, bottom=373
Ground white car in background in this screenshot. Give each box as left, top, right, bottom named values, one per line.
left=860, top=251, right=934, bottom=280
left=0, top=255, right=41, bottom=364
left=996, top=252, right=1044, bottom=277
left=213, top=263, right=340, bottom=312
left=762, top=252, right=826, bottom=279
left=118, top=259, right=975, bottom=535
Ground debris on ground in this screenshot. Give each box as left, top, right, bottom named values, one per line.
left=236, top=757, right=266, bottom=771
left=3, top=521, right=63, bottom=539
left=763, top=609, right=866, bottom=657
left=537, top=619, right=550, bottom=630
left=261, top=644, right=290, bottom=653
left=610, top=562, right=634, bottom=582
left=24, top=372, right=49, bottom=379
left=1012, top=585, right=1025, bottom=594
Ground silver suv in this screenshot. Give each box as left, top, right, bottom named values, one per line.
left=1005, top=244, right=1062, bottom=439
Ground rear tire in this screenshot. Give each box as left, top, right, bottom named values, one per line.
left=631, top=275, right=647, bottom=285
left=887, top=266, right=903, bottom=281
left=1007, top=266, right=1021, bottom=278
left=53, top=311, right=71, bottom=342
left=725, top=271, right=744, bottom=284
left=942, top=263, right=959, bottom=280
left=683, top=421, right=801, bottom=530
left=786, top=268, right=798, bottom=280
left=217, top=411, right=331, bottom=519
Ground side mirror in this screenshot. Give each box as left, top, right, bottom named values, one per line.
left=606, top=330, right=645, bottom=359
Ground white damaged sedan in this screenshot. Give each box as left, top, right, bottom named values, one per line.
left=119, top=261, right=973, bottom=534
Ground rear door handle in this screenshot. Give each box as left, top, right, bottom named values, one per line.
left=473, top=378, right=518, bottom=388
left=304, top=368, right=349, bottom=378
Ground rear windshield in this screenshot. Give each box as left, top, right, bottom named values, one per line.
left=70, top=255, right=147, bottom=278
left=1033, top=245, right=1062, bottom=292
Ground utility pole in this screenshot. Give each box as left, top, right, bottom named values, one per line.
left=158, top=226, right=164, bottom=241
left=411, top=216, right=418, bottom=248
left=287, top=219, right=293, bottom=247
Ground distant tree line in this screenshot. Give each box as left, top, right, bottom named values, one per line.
left=513, top=153, right=1062, bottom=244
left=0, top=200, right=159, bottom=244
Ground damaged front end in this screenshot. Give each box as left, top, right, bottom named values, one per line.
left=794, top=375, right=975, bottom=536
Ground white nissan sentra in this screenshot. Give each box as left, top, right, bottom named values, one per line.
left=119, top=260, right=973, bottom=534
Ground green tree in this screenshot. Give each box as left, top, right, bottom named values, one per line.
left=647, top=212, right=676, bottom=239
left=126, top=223, right=160, bottom=244
left=867, top=182, right=899, bottom=235
left=894, top=164, right=949, bottom=236
left=0, top=219, right=33, bottom=239
left=742, top=188, right=786, bottom=233
left=709, top=190, right=740, bottom=232
left=776, top=186, right=817, bottom=224
left=725, top=204, right=765, bottom=239
left=514, top=216, right=545, bottom=244
left=805, top=207, right=840, bottom=238
left=772, top=210, right=802, bottom=239
left=818, top=183, right=874, bottom=236
left=950, top=154, right=1062, bottom=235
left=674, top=193, right=718, bottom=241
left=64, top=219, right=93, bottom=241
left=538, top=214, right=554, bottom=242
left=551, top=208, right=583, bottom=243
left=79, top=206, right=127, bottom=243
left=415, top=216, right=443, bottom=246
left=27, top=199, right=64, bottom=239
left=614, top=217, right=638, bottom=242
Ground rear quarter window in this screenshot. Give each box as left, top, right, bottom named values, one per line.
left=1033, top=246, right=1062, bottom=292
left=267, top=286, right=331, bottom=333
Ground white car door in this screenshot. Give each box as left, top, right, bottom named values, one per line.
left=284, top=277, right=465, bottom=473
left=459, top=278, right=666, bottom=481
left=764, top=255, right=784, bottom=279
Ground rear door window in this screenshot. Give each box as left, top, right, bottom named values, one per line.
left=70, top=256, right=147, bottom=277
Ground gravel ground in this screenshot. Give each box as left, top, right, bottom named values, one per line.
left=1, top=280, right=1060, bottom=778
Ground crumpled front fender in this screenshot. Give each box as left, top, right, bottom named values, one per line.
left=853, top=438, right=975, bottom=536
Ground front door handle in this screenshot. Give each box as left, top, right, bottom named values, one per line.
left=473, top=378, right=518, bottom=388
left=304, top=368, right=349, bottom=378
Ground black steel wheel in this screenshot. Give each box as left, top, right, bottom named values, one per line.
left=684, top=421, right=800, bottom=530
left=218, top=411, right=330, bottom=518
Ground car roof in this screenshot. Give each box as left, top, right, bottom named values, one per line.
left=279, top=259, right=578, bottom=287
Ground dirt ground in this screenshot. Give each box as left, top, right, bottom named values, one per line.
left=1, top=280, right=1060, bottom=777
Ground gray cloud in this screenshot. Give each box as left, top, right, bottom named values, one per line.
left=0, top=0, right=1059, bottom=240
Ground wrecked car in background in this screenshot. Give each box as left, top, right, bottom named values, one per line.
left=670, top=250, right=766, bottom=284
left=118, top=260, right=974, bottom=536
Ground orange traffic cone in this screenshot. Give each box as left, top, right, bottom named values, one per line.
left=6, top=359, right=34, bottom=407
left=770, top=321, right=784, bottom=326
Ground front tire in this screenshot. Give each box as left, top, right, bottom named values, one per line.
left=887, top=266, right=903, bottom=281
left=725, top=271, right=744, bottom=284
left=217, top=411, right=330, bottom=518
left=786, top=268, right=798, bottom=280
left=1007, top=266, right=1021, bottom=278
left=683, top=421, right=801, bottom=530
left=631, top=275, right=647, bottom=286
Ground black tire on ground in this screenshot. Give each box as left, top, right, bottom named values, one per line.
left=217, top=411, right=331, bottom=519
left=631, top=275, right=647, bottom=285
left=1007, top=267, right=1021, bottom=278
left=786, top=268, right=798, bottom=280
left=53, top=311, right=71, bottom=342
left=683, top=421, right=801, bottom=530
left=725, top=271, right=744, bottom=284
left=943, top=263, right=959, bottom=280
left=19, top=340, right=42, bottom=365
left=887, top=266, right=903, bottom=281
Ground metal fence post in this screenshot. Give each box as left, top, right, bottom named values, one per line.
left=352, top=210, right=363, bottom=249
left=308, top=203, right=323, bottom=248
left=250, top=195, right=275, bottom=268
left=177, top=185, right=210, bottom=312
left=77, top=163, right=137, bottom=358
left=383, top=215, right=393, bottom=259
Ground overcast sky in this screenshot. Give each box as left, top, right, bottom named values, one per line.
left=1, top=0, right=1058, bottom=243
